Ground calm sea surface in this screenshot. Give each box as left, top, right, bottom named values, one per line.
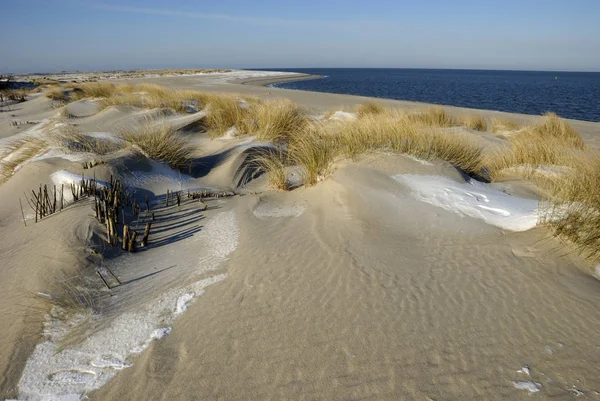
left=263, top=68, right=600, bottom=122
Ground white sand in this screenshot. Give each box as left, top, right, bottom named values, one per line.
left=393, top=174, right=539, bottom=231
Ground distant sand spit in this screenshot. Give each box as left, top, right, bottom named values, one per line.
left=0, top=71, right=599, bottom=400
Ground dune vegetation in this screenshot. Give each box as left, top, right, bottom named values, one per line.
left=37, top=83, right=600, bottom=260
left=117, top=119, right=194, bottom=171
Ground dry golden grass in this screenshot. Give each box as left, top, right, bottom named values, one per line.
left=0, top=137, right=48, bottom=183
left=408, top=107, right=455, bottom=127
left=537, top=154, right=600, bottom=260
left=332, top=114, right=483, bottom=174
left=356, top=102, right=386, bottom=117
left=201, top=94, right=250, bottom=137
left=253, top=148, right=290, bottom=190
left=532, top=112, right=585, bottom=149
left=491, top=117, right=521, bottom=133
left=249, top=99, right=308, bottom=141
left=45, top=86, right=69, bottom=102
left=54, top=126, right=122, bottom=156
left=482, top=114, right=586, bottom=180
left=456, top=114, right=488, bottom=131
left=117, top=119, right=194, bottom=170
left=288, top=125, right=337, bottom=186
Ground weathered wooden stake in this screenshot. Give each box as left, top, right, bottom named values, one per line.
left=141, top=222, right=151, bottom=247
left=122, top=225, right=130, bottom=250
left=166, top=190, right=169, bottom=207
left=19, top=198, right=27, bottom=227
left=127, top=230, right=138, bottom=252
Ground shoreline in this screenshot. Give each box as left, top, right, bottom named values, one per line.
left=235, top=73, right=325, bottom=87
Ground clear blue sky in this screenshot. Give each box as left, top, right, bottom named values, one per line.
left=3, top=0, right=600, bottom=73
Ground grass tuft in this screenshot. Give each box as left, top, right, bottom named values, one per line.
left=250, top=99, right=308, bottom=141
left=54, top=126, right=122, bottom=155
left=532, top=112, right=585, bottom=149
left=253, top=148, right=290, bottom=190
left=0, top=137, right=48, bottom=183
left=408, top=107, right=455, bottom=127
left=491, top=118, right=521, bottom=133
left=288, top=125, right=337, bottom=186
left=356, top=102, right=386, bottom=117
left=117, top=119, right=194, bottom=170
left=457, top=114, right=488, bottom=131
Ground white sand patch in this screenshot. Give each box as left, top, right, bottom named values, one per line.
left=123, top=160, right=192, bottom=189
left=30, top=148, right=96, bottom=163
left=209, top=70, right=302, bottom=84
left=254, top=200, right=306, bottom=219
left=393, top=175, right=539, bottom=232
left=329, top=111, right=357, bottom=121
left=17, top=211, right=238, bottom=400
left=50, top=170, right=107, bottom=204
left=85, top=132, right=120, bottom=142
left=502, top=164, right=574, bottom=179
left=222, top=126, right=241, bottom=139
left=402, top=154, right=434, bottom=166
left=175, top=293, right=194, bottom=314
left=513, top=381, right=541, bottom=393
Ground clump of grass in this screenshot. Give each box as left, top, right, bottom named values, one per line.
left=491, top=118, right=521, bottom=133
left=54, top=126, right=122, bottom=156
left=538, top=154, right=600, bottom=260
left=45, top=86, right=69, bottom=102
left=0, top=136, right=48, bottom=183
left=201, top=94, right=250, bottom=137
left=532, top=112, right=584, bottom=149
left=288, top=126, right=337, bottom=186
left=333, top=114, right=483, bottom=174
left=250, top=99, right=308, bottom=141
left=117, top=119, right=194, bottom=170
left=482, top=114, right=586, bottom=180
left=253, top=148, right=290, bottom=190
left=39, top=276, right=99, bottom=322
left=408, top=107, right=455, bottom=127
left=457, top=114, right=488, bottom=131
left=356, top=102, right=386, bottom=117
left=71, top=82, right=118, bottom=101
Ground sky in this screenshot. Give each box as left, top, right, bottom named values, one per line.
left=2, top=0, right=600, bottom=73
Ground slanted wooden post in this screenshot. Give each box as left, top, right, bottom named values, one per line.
left=19, top=198, right=27, bottom=227
left=166, top=190, right=169, bottom=207
left=127, top=230, right=138, bottom=252
left=141, top=222, right=151, bottom=247
left=122, top=225, right=130, bottom=250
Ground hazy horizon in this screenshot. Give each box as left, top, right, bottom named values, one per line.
left=3, top=0, right=600, bottom=73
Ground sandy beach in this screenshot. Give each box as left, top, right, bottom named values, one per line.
left=1, top=70, right=600, bottom=401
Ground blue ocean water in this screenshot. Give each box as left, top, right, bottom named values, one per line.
left=264, top=68, right=600, bottom=122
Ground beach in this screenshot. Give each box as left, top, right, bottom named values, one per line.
left=1, top=70, right=600, bottom=401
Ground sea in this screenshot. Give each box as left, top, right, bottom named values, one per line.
left=263, top=68, right=600, bottom=122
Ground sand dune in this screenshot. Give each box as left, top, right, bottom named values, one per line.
left=1, top=72, right=599, bottom=401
